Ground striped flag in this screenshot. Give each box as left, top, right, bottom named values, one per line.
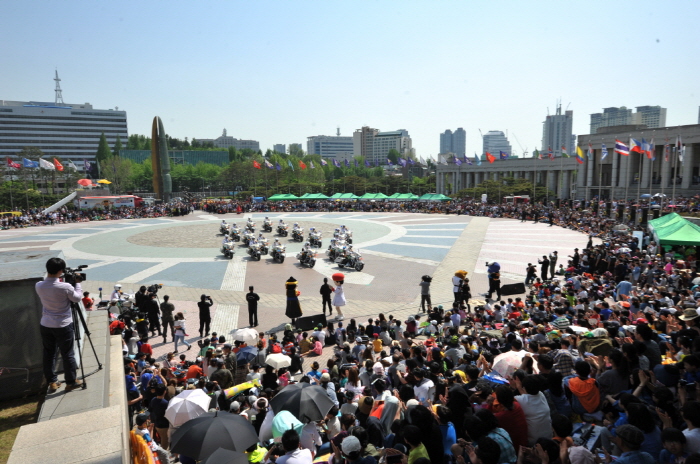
left=587, top=143, right=593, bottom=159
left=265, top=160, right=274, bottom=169
left=630, top=138, right=643, bottom=153
left=453, top=155, right=462, bottom=166
left=647, top=138, right=655, bottom=160
left=614, top=139, right=629, bottom=156
left=561, top=146, right=571, bottom=158
left=575, top=146, right=585, bottom=164
left=548, top=147, right=554, bottom=160
left=333, top=159, right=340, bottom=168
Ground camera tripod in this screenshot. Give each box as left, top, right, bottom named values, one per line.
left=71, top=301, right=103, bottom=389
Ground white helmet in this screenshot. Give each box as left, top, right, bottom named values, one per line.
left=114, top=284, right=122, bottom=290
left=342, top=225, right=346, bottom=228
left=233, top=223, right=237, bottom=227
left=310, top=227, right=315, bottom=232
left=279, top=219, right=284, bottom=223
left=265, top=216, right=269, bottom=219
left=304, top=242, right=310, bottom=247
left=294, top=223, right=299, bottom=227
left=334, top=228, right=340, bottom=232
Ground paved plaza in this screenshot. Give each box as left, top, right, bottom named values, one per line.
left=1, top=211, right=594, bottom=364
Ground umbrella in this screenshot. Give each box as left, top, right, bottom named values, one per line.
left=653, top=193, right=667, bottom=198
left=640, top=194, right=651, bottom=199
left=231, top=328, right=259, bottom=344
left=491, top=350, right=537, bottom=378
left=617, top=247, right=631, bottom=254
left=265, top=353, right=291, bottom=369
left=165, top=389, right=212, bottom=427
left=236, top=346, right=258, bottom=365
left=170, top=411, right=258, bottom=461
left=203, top=449, right=250, bottom=464
left=97, top=179, right=112, bottom=184
left=270, top=383, right=335, bottom=423
left=612, top=224, right=629, bottom=231
left=77, top=179, right=92, bottom=186
left=271, top=410, right=304, bottom=438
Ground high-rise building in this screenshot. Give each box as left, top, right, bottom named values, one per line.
left=541, top=106, right=573, bottom=157
left=482, top=131, right=512, bottom=157
left=372, top=130, right=413, bottom=165
left=289, top=143, right=303, bottom=154
left=273, top=144, right=286, bottom=154
left=590, top=105, right=666, bottom=133
left=210, top=129, right=259, bottom=151
left=306, top=135, right=354, bottom=159
left=439, top=128, right=466, bottom=156
left=353, top=126, right=379, bottom=159
left=0, top=99, right=127, bottom=165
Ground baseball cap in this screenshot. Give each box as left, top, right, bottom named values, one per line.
left=230, top=401, right=241, bottom=412
left=320, top=373, right=331, bottom=382
left=341, top=436, right=362, bottom=454
left=223, top=344, right=232, bottom=350
left=355, top=337, right=362, bottom=343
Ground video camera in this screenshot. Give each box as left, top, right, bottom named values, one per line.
left=63, top=265, right=88, bottom=286
left=147, top=283, right=163, bottom=294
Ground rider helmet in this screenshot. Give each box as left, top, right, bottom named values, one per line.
left=114, top=284, right=122, bottom=290
left=294, top=223, right=299, bottom=227
left=310, top=227, right=315, bottom=232
left=304, top=242, right=310, bottom=247
left=334, top=228, right=340, bottom=232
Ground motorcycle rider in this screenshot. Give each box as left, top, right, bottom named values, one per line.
left=258, top=233, right=267, bottom=243
left=340, top=224, right=348, bottom=234
left=111, top=284, right=123, bottom=301
left=333, top=227, right=340, bottom=238
left=222, top=235, right=231, bottom=246
left=273, top=238, right=283, bottom=250
left=300, top=242, right=312, bottom=262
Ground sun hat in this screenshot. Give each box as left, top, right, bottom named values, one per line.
left=320, top=373, right=331, bottom=382
left=679, top=309, right=700, bottom=321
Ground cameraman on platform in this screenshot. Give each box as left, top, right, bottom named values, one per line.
left=198, top=294, right=213, bottom=337
left=35, top=257, right=84, bottom=393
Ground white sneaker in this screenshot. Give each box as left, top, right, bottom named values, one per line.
left=337, top=315, right=344, bottom=320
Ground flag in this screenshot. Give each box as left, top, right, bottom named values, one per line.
left=676, top=135, right=683, bottom=151
left=680, top=145, right=686, bottom=163
left=6, top=157, right=21, bottom=169
left=23, top=158, right=39, bottom=168
left=533, top=149, right=541, bottom=160
left=365, top=159, right=370, bottom=167
left=387, top=158, right=393, bottom=166
left=310, top=161, right=315, bottom=169
left=265, top=160, right=274, bottom=169
left=354, top=159, right=358, bottom=167
left=66, top=159, right=78, bottom=170
left=629, top=138, right=643, bottom=153
left=587, top=143, right=593, bottom=159
left=664, top=140, right=670, bottom=162
left=287, top=159, right=294, bottom=171
left=344, top=159, right=350, bottom=167
left=453, top=155, right=462, bottom=166
left=53, top=158, right=64, bottom=171
left=548, top=147, right=554, bottom=160
left=275, top=163, right=282, bottom=171
left=84, top=160, right=91, bottom=172
left=614, top=139, right=629, bottom=156
left=253, top=160, right=261, bottom=169
left=465, top=155, right=472, bottom=166
left=408, top=158, right=415, bottom=165
left=398, top=157, right=407, bottom=167
left=575, top=146, right=585, bottom=164
left=299, top=160, right=307, bottom=170
left=561, top=146, right=571, bottom=158
left=499, top=151, right=508, bottom=160
left=474, top=153, right=481, bottom=166
left=486, top=152, right=495, bottom=163
left=647, top=138, right=655, bottom=160
left=333, top=159, right=341, bottom=168
left=39, top=158, right=55, bottom=170
left=601, top=143, right=608, bottom=160
left=320, top=159, right=327, bottom=166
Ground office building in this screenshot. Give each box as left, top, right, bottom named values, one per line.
left=306, top=135, right=354, bottom=159
left=353, top=126, right=379, bottom=159
left=439, top=128, right=466, bottom=156
left=590, top=105, right=667, bottom=134
left=541, top=106, right=573, bottom=157
left=482, top=131, right=512, bottom=157
left=273, top=144, right=286, bottom=154
left=209, top=129, right=259, bottom=151
left=0, top=99, right=127, bottom=165
left=372, top=130, right=413, bottom=165
left=289, top=143, right=302, bottom=154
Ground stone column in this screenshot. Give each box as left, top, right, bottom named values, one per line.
left=612, top=150, right=619, bottom=187
left=661, top=148, right=671, bottom=188
left=586, top=151, right=595, bottom=187
left=641, top=155, right=650, bottom=188
left=682, top=144, right=694, bottom=189
left=562, top=170, right=571, bottom=199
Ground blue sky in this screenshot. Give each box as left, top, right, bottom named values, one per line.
left=2, top=1, right=698, bottom=158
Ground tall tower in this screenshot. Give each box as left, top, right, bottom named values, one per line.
left=54, top=70, right=64, bottom=104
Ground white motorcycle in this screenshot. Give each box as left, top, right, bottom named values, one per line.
left=245, top=221, right=256, bottom=233
left=258, top=237, right=270, bottom=255
left=229, top=227, right=241, bottom=242
left=297, top=249, right=317, bottom=268
left=326, top=241, right=346, bottom=261
left=291, top=227, right=304, bottom=242
left=219, top=223, right=230, bottom=235
left=277, top=224, right=289, bottom=237
left=334, top=231, right=353, bottom=244
left=221, top=241, right=235, bottom=259
left=262, top=219, right=273, bottom=232
left=247, top=242, right=262, bottom=261
left=271, top=244, right=286, bottom=263
left=309, top=231, right=323, bottom=248
left=242, top=229, right=255, bottom=246
left=337, top=249, right=364, bottom=271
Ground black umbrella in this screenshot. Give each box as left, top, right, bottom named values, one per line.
left=170, top=411, right=258, bottom=461
left=270, top=382, right=335, bottom=423
left=203, top=448, right=250, bottom=464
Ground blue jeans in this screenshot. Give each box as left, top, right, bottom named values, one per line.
left=174, top=334, right=190, bottom=351
left=41, top=324, right=77, bottom=384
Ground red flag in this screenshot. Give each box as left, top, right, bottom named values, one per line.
left=485, top=152, right=495, bottom=163
left=299, top=161, right=307, bottom=170
left=53, top=158, right=64, bottom=171
left=6, top=157, right=21, bottom=169
left=253, top=160, right=261, bottom=169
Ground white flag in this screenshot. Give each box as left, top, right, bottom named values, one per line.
left=680, top=146, right=685, bottom=163
left=39, top=158, right=56, bottom=170
left=66, top=159, right=79, bottom=171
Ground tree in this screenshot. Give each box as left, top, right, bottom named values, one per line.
left=113, top=135, right=123, bottom=157
left=95, top=133, right=112, bottom=163
left=387, top=149, right=400, bottom=164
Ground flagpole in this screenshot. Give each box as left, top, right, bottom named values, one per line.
left=636, top=151, right=642, bottom=209
left=7, top=167, right=14, bottom=210
left=648, top=142, right=654, bottom=197
left=672, top=146, right=678, bottom=206
left=533, top=154, right=537, bottom=201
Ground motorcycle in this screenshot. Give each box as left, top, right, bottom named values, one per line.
left=221, top=242, right=235, bottom=259
left=277, top=224, right=289, bottom=237
left=326, top=242, right=345, bottom=262
left=247, top=242, right=262, bottom=260
left=337, top=250, right=364, bottom=271
left=242, top=229, right=255, bottom=246
left=219, top=224, right=230, bottom=235
left=309, top=232, right=323, bottom=248
left=334, top=231, right=353, bottom=244
left=245, top=222, right=255, bottom=233
left=262, top=220, right=273, bottom=232
left=229, top=227, right=241, bottom=242
left=258, top=237, right=270, bottom=255
left=291, top=228, right=304, bottom=242
left=297, top=249, right=317, bottom=268
left=271, top=244, right=286, bottom=263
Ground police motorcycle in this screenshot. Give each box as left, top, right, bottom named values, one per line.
left=245, top=218, right=256, bottom=233
left=262, top=217, right=273, bottom=233
left=336, top=245, right=364, bottom=271
left=242, top=227, right=256, bottom=246
left=219, top=220, right=230, bottom=236
left=291, top=223, right=304, bottom=242
left=334, top=225, right=353, bottom=244
left=229, top=223, right=241, bottom=242
left=277, top=220, right=289, bottom=237
left=257, top=233, right=270, bottom=255
left=270, top=239, right=286, bottom=263
left=247, top=237, right=263, bottom=261
left=221, top=237, right=235, bottom=259
left=326, top=238, right=346, bottom=262
left=297, top=242, right=317, bottom=268
left=308, top=227, right=323, bottom=248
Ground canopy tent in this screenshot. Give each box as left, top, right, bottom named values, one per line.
left=418, top=193, right=452, bottom=201
left=648, top=213, right=684, bottom=233
left=358, top=193, right=389, bottom=200
left=329, top=193, right=359, bottom=200
left=267, top=194, right=299, bottom=201
left=299, top=193, right=329, bottom=200
left=652, top=217, right=700, bottom=247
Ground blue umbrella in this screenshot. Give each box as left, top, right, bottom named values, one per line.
left=640, top=194, right=652, bottom=199
left=237, top=346, right=258, bottom=365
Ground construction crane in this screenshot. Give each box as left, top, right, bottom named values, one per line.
left=512, top=132, right=528, bottom=158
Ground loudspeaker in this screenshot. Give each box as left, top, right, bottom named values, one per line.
left=295, top=313, right=327, bottom=331
left=501, top=283, right=526, bottom=296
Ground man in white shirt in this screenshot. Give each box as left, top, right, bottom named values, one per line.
left=277, top=429, right=313, bottom=464
left=300, top=422, right=323, bottom=457
left=312, top=326, right=326, bottom=346
left=515, top=376, right=552, bottom=446
left=412, top=368, right=435, bottom=406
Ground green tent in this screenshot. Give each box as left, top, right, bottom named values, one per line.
left=395, top=193, right=419, bottom=200
left=268, top=193, right=299, bottom=201
left=359, top=193, right=390, bottom=200
left=651, top=214, right=700, bottom=246
left=649, top=213, right=684, bottom=233
left=418, top=193, right=451, bottom=201
left=329, top=193, right=359, bottom=200
left=301, top=193, right=329, bottom=200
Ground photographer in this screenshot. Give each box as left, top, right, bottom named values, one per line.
left=35, top=257, right=84, bottom=392
left=198, top=294, right=213, bottom=337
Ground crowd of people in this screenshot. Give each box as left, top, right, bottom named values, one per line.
left=117, top=206, right=700, bottom=464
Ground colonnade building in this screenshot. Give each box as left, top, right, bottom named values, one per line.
left=436, top=124, right=700, bottom=200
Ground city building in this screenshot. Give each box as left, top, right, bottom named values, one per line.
left=120, top=149, right=230, bottom=166
left=482, top=131, right=512, bottom=157
left=306, top=135, right=354, bottom=159
left=273, top=144, right=286, bottom=154
left=209, top=129, right=260, bottom=151
left=353, top=126, right=379, bottom=159
left=439, top=128, right=466, bottom=156
left=0, top=97, right=127, bottom=166
left=289, top=143, right=302, bottom=154
left=590, top=105, right=667, bottom=134
left=371, top=130, right=413, bottom=165
left=541, top=106, right=573, bottom=157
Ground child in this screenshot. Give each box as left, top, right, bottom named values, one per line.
left=133, top=413, right=169, bottom=463
left=659, top=428, right=688, bottom=464
left=335, top=322, right=346, bottom=346
left=138, top=337, right=153, bottom=357
left=372, top=333, right=383, bottom=353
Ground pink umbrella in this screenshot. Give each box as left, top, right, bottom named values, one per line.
left=77, top=179, right=92, bottom=186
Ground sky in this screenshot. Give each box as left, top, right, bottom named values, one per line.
left=2, top=1, right=699, bottom=159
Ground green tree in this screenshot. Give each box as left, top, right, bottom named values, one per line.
left=113, top=135, right=123, bottom=157
left=387, top=149, right=400, bottom=164
left=95, top=133, right=112, bottom=163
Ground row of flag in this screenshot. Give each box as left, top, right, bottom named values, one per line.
left=252, top=157, right=417, bottom=171
left=5, top=157, right=79, bottom=171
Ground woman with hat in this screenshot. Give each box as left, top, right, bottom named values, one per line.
left=332, top=273, right=346, bottom=321
left=285, top=277, right=302, bottom=325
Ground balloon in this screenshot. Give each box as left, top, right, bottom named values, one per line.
left=224, top=378, right=261, bottom=399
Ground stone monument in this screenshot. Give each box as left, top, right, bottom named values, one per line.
left=151, top=116, right=172, bottom=201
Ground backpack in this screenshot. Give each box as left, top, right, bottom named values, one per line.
left=270, top=343, right=282, bottom=354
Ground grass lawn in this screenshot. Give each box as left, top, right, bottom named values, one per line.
left=0, top=396, right=41, bottom=464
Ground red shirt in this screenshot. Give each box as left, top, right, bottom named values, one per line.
left=139, top=343, right=153, bottom=356
left=489, top=401, right=529, bottom=451
left=186, top=365, right=203, bottom=379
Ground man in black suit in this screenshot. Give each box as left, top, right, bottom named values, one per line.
left=246, top=286, right=260, bottom=327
